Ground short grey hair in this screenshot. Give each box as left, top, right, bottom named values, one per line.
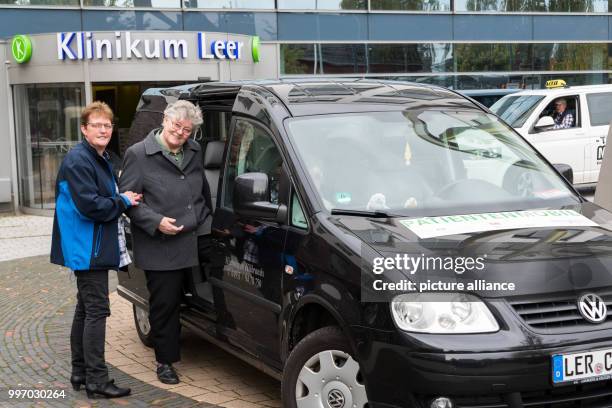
left=164, top=100, right=203, bottom=128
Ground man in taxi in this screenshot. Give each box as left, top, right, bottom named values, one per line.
left=552, top=98, right=574, bottom=129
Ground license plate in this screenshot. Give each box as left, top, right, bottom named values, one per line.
left=552, top=349, right=612, bottom=385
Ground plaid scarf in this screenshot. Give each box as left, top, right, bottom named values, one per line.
left=116, top=182, right=131, bottom=268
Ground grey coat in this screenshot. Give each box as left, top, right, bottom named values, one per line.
left=119, top=130, right=212, bottom=271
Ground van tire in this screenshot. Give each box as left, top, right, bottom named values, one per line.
left=133, top=304, right=154, bottom=348
left=282, top=326, right=368, bottom=408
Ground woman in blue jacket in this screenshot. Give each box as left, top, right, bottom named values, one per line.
left=50, top=102, right=141, bottom=399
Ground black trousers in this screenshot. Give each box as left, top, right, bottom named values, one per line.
left=144, top=268, right=189, bottom=364
left=71, top=270, right=110, bottom=385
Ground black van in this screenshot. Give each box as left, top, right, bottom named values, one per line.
left=118, top=79, right=612, bottom=408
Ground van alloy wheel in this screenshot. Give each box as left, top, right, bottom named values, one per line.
left=296, top=350, right=367, bottom=408
left=133, top=304, right=153, bottom=347
left=282, top=326, right=369, bottom=408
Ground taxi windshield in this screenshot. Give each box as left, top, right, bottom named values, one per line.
left=490, top=95, right=545, bottom=128
left=285, top=110, right=580, bottom=216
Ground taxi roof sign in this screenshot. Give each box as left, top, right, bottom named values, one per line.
left=545, top=79, right=568, bottom=89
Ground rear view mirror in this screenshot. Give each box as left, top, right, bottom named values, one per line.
left=233, top=173, right=287, bottom=222
left=553, top=163, right=573, bottom=184
left=535, top=116, right=555, bottom=129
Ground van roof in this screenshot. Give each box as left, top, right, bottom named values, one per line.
left=182, top=79, right=481, bottom=117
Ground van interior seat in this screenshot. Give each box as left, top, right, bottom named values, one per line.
left=204, top=141, right=225, bottom=210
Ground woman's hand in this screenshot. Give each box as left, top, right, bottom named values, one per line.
left=122, top=191, right=143, bottom=206
left=158, top=217, right=184, bottom=235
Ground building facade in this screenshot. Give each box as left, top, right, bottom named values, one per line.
left=1, top=1, right=611, bottom=212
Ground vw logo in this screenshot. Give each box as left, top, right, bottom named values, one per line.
left=578, top=293, right=608, bottom=324
left=327, top=389, right=345, bottom=408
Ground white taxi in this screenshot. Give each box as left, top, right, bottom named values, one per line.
left=491, top=80, right=612, bottom=188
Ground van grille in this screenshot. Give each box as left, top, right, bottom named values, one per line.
left=507, top=288, right=612, bottom=332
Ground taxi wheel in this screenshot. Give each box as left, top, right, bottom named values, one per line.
left=282, top=326, right=368, bottom=408
left=503, top=160, right=534, bottom=197
left=133, top=304, right=154, bottom=348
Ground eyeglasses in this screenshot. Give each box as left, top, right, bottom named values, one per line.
left=169, top=119, right=193, bottom=135
left=87, top=122, right=113, bottom=130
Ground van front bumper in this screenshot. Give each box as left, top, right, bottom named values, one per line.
left=355, top=328, right=612, bottom=408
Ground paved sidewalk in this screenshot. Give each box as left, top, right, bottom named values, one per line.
left=0, top=215, right=281, bottom=407
left=106, top=294, right=281, bottom=407
left=0, top=215, right=54, bottom=262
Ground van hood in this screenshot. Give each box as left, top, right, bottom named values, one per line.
left=334, top=202, right=612, bottom=299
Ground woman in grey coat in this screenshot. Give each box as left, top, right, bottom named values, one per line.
left=119, top=100, right=212, bottom=385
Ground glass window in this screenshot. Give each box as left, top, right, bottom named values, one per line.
left=277, top=0, right=366, bottom=9
left=536, top=96, right=580, bottom=130
left=533, top=43, right=608, bottom=72
left=0, top=0, right=78, bottom=5
left=490, top=95, right=545, bottom=128
left=319, top=44, right=367, bottom=74
left=223, top=120, right=283, bottom=208
left=13, top=84, right=85, bottom=210
left=281, top=44, right=367, bottom=75
left=455, top=0, right=607, bottom=12
left=455, top=44, right=532, bottom=73
left=82, top=0, right=180, bottom=6
left=281, top=44, right=316, bottom=75
left=183, top=0, right=273, bottom=8
left=370, top=0, right=451, bottom=11
left=291, top=192, right=308, bottom=229
left=587, top=93, right=612, bottom=126
left=368, top=44, right=453, bottom=74
left=285, top=111, right=579, bottom=215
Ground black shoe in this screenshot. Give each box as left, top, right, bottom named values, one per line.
left=156, top=364, right=179, bottom=384
left=85, top=380, right=131, bottom=399
left=70, top=375, right=86, bottom=391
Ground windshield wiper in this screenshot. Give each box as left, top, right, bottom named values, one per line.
left=330, top=209, right=395, bottom=218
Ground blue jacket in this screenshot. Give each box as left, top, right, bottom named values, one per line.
left=51, top=140, right=132, bottom=271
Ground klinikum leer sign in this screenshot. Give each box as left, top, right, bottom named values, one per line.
left=11, top=35, right=33, bottom=64
left=56, top=32, right=260, bottom=62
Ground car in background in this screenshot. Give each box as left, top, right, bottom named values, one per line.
left=491, top=81, right=612, bottom=190
left=459, top=88, right=520, bottom=107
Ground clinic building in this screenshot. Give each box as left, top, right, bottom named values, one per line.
left=1, top=1, right=611, bottom=213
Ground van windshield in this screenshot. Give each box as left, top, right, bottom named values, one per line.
left=285, top=110, right=579, bottom=216
left=490, top=95, right=544, bottom=128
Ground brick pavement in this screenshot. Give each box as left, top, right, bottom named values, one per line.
left=0, top=215, right=282, bottom=408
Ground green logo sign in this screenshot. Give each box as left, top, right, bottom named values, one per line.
left=251, top=36, right=260, bottom=63
left=11, top=35, right=32, bottom=64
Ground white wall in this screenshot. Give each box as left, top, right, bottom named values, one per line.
left=0, top=41, right=15, bottom=209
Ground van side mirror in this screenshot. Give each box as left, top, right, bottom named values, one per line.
left=535, top=116, right=555, bottom=130
left=233, top=173, right=287, bottom=222
left=553, top=163, right=573, bottom=184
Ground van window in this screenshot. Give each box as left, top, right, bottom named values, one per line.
left=223, top=119, right=283, bottom=209
left=587, top=92, right=612, bottom=126
left=290, top=191, right=308, bottom=229
left=537, top=96, right=579, bottom=130
left=285, top=111, right=580, bottom=216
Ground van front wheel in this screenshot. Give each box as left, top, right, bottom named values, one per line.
left=282, top=326, right=368, bottom=408
left=133, top=304, right=153, bottom=348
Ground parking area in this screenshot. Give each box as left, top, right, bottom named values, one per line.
left=0, top=214, right=281, bottom=407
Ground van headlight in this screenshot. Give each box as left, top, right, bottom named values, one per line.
left=391, top=293, right=499, bottom=334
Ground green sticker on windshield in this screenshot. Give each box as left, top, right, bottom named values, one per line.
left=335, top=192, right=351, bottom=204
